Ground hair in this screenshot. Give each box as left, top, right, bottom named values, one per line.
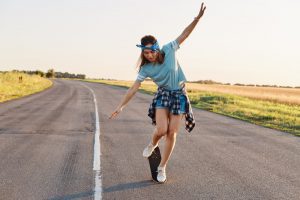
left=136, top=35, right=165, bottom=72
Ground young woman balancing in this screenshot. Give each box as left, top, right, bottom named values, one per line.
left=109, top=2, right=206, bottom=183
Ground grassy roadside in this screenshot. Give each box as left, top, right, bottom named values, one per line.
left=0, top=72, right=53, bottom=103
left=82, top=79, right=300, bottom=137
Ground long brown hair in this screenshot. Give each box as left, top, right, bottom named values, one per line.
left=136, top=35, right=165, bottom=72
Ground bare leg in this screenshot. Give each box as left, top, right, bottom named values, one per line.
left=151, top=127, right=164, bottom=146
left=159, top=113, right=182, bottom=167
left=151, top=108, right=169, bottom=146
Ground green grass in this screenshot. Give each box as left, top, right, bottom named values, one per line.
left=0, top=72, right=53, bottom=103
left=189, top=91, right=300, bottom=135
left=82, top=79, right=300, bottom=137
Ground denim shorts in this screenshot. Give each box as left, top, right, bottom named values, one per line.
left=155, top=94, right=187, bottom=114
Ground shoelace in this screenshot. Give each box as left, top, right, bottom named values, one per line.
left=148, top=143, right=157, bottom=150
left=147, top=144, right=154, bottom=150
left=157, top=168, right=166, bottom=175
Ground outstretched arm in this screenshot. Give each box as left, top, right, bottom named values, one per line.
left=176, top=2, right=206, bottom=45
left=109, top=80, right=141, bottom=119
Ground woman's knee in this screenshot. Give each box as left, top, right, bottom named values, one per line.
left=156, top=126, right=168, bottom=137
left=167, top=128, right=178, bottom=138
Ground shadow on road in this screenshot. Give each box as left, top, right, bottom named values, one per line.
left=103, top=180, right=157, bottom=193
left=47, top=190, right=94, bottom=200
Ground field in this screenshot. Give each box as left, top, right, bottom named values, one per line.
left=0, top=72, right=53, bottom=103
left=83, top=79, right=300, bottom=136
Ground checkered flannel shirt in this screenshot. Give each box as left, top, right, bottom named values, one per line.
left=148, top=86, right=196, bottom=133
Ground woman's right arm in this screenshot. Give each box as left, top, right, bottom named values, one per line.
left=109, top=80, right=141, bottom=119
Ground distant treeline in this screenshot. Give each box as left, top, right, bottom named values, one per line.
left=1, top=69, right=86, bottom=79
left=98, top=78, right=297, bottom=89
left=189, top=79, right=299, bottom=89
left=95, top=78, right=299, bottom=88
left=55, top=72, right=85, bottom=79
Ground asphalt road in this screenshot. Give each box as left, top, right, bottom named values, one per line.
left=0, top=79, right=299, bottom=200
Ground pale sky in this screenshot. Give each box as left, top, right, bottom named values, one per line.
left=0, top=0, right=299, bottom=86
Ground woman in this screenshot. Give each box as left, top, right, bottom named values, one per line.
left=109, top=2, right=206, bottom=183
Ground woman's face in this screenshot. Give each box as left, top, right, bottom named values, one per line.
left=143, top=44, right=158, bottom=63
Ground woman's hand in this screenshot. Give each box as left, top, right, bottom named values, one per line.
left=196, top=2, right=206, bottom=19
left=109, top=106, right=123, bottom=119
left=176, top=2, right=207, bottom=45
left=108, top=81, right=141, bottom=120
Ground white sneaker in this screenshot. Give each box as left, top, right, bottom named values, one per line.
left=157, top=166, right=167, bottom=183
left=142, top=141, right=158, bottom=158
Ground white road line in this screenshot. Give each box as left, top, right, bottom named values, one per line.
left=81, top=83, right=102, bottom=200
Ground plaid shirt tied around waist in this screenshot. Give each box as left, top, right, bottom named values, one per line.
left=148, top=85, right=196, bottom=133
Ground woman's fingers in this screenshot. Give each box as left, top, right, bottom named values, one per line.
left=109, top=110, right=120, bottom=119
left=109, top=111, right=116, bottom=119
left=108, top=106, right=123, bottom=119
left=199, top=2, right=206, bottom=17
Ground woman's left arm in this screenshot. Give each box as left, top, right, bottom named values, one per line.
left=176, top=2, right=206, bottom=45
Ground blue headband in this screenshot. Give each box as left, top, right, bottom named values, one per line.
left=136, top=42, right=160, bottom=51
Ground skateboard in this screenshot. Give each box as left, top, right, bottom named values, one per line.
left=148, top=146, right=161, bottom=182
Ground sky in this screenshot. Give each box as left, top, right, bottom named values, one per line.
left=0, top=0, right=299, bottom=86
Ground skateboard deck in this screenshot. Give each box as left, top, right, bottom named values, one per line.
left=148, top=146, right=161, bottom=182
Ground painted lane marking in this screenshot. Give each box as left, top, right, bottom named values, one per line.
left=81, top=83, right=102, bottom=200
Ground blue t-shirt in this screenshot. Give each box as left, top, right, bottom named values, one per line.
left=136, top=39, right=187, bottom=90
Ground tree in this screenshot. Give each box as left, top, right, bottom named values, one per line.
left=46, top=68, right=55, bottom=78
left=35, top=70, right=45, bottom=77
